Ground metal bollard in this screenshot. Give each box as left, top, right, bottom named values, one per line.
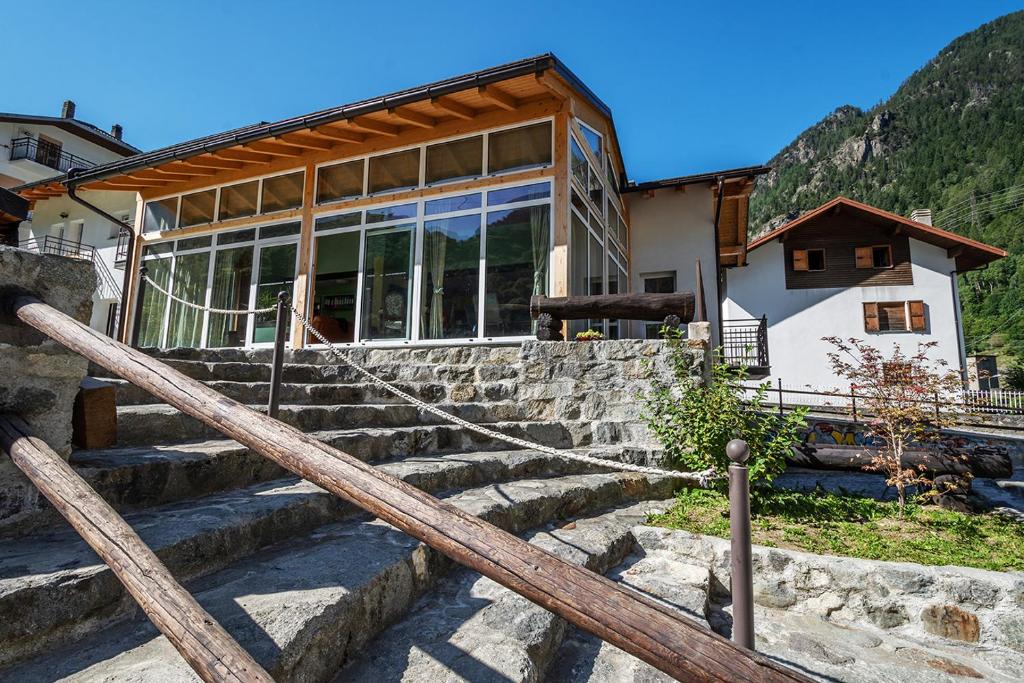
left=727, top=438, right=755, bottom=650
left=267, top=291, right=289, bottom=419
left=129, top=266, right=148, bottom=348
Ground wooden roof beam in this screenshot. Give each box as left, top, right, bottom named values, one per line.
left=179, top=156, right=244, bottom=171
left=213, top=148, right=275, bottom=164
left=243, top=140, right=305, bottom=157
left=310, top=125, right=366, bottom=143
left=347, top=117, right=400, bottom=137
left=277, top=132, right=335, bottom=151
left=129, top=169, right=203, bottom=182
left=430, top=96, right=476, bottom=120
left=387, top=106, right=436, bottom=129
left=92, top=180, right=166, bottom=190
left=948, top=245, right=965, bottom=259
left=478, top=85, right=517, bottom=111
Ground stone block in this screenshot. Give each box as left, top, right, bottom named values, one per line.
left=921, top=604, right=980, bottom=642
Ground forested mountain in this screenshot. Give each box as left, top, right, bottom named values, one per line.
left=749, top=10, right=1024, bottom=363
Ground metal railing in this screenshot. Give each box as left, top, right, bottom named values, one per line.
left=18, top=235, right=95, bottom=260
left=9, top=137, right=95, bottom=174
left=114, top=226, right=131, bottom=268
left=722, top=316, right=769, bottom=368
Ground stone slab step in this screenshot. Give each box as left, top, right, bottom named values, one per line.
left=338, top=500, right=673, bottom=683
left=115, top=402, right=532, bottom=446
left=2, top=472, right=678, bottom=681
left=0, top=447, right=625, bottom=668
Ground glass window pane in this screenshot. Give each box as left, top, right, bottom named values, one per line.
left=361, top=226, right=414, bottom=340
left=317, top=160, right=364, bottom=204
left=137, top=257, right=171, bottom=346
left=179, top=189, right=216, bottom=227
left=261, top=171, right=305, bottom=213
left=607, top=254, right=619, bottom=295
left=143, top=197, right=178, bottom=233
left=143, top=242, right=173, bottom=257
left=487, top=122, right=552, bottom=174
left=166, top=251, right=210, bottom=348
left=366, top=203, right=417, bottom=224
left=570, top=189, right=587, bottom=217
left=570, top=138, right=587, bottom=188
left=485, top=205, right=549, bottom=337
left=176, top=235, right=212, bottom=251
left=253, top=243, right=297, bottom=343
left=259, top=222, right=301, bottom=240
left=571, top=212, right=588, bottom=297
left=589, top=232, right=603, bottom=295
left=425, top=193, right=481, bottom=216
left=310, top=231, right=360, bottom=343
left=368, top=149, right=420, bottom=194
left=588, top=167, right=604, bottom=209
left=487, top=182, right=550, bottom=206
left=425, top=136, right=482, bottom=185
left=579, top=123, right=602, bottom=158
left=315, top=211, right=362, bottom=232
left=421, top=214, right=481, bottom=340
left=217, top=228, right=256, bottom=245
left=207, top=246, right=253, bottom=348
left=219, top=181, right=259, bottom=221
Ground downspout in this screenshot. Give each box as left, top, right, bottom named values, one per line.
left=64, top=168, right=136, bottom=341
left=950, top=269, right=967, bottom=388
left=712, top=176, right=725, bottom=347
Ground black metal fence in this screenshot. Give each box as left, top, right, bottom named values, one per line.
left=10, top=137, right=95, bottom=174
left=722, top=316, right=769, bottom=368
left=18, top=235, right=96, bottom=260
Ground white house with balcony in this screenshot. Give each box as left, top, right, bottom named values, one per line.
left=2, top=100, right=141, bottom=335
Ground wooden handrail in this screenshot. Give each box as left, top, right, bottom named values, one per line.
left=5, top=293, right=813, bottom=683
left=0, top=415, right=272, bottom=683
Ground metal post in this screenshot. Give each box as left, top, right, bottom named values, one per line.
left=727, top=438, right=755, bottom=651
left=267, top=291, right=288, bottom=419
left=129, top=265, right=148, bottom=349
left=777, top=377, right=784, bottom=418
left=851, top=386, right=858, bottom=423
left=934, top=391, right=941, bottom=422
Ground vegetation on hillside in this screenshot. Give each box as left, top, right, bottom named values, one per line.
left=750, top=11, right=1024, bottom=363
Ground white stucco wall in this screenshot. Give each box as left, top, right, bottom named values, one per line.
left=0, top=121, right=127, bottom=184
left=723, top=238, right=964, bottom=389
left=625, top=187, right=720, bottom=344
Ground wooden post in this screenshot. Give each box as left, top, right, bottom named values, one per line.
left=5, top=292, right=813, bottom=683
left=694, top=258, right=707, bottom=323
left=0, top=415, right=272, bottom=683
left=727, top=439, right=755, bottom=651
left=267, top=291, right=288, bottom=419
left=851, top=386, right=858, bottom=423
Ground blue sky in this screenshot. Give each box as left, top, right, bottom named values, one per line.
left=3, top=1, right=1021, bottom=181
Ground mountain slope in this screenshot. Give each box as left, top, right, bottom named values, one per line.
left=750, top=10, right=1024, bottom=362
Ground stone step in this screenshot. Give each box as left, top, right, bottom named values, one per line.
left=1, top=471, right=678, bottom=681
left=107, top=377, right=516, bottom=407
left=115, top=401, right=533, bottom=446
left=337, top=500, right=673, bottom=683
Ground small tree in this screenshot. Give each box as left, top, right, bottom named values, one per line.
left=1005, top=363, right=1024, bottom=391
left=643, top=328, right=807, bottom=489
left=823, top=337, right=964, bottom=509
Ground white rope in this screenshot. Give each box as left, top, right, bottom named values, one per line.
left=142, top=275, right=277, bottom=315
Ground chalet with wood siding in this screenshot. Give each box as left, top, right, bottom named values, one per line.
left=723, top=196, right=1006, bottom=388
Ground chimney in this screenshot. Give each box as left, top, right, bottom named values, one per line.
left=110, top=124, right=123, bottom=140
left=61, top=100, right=76, bottom=119
left=910, top=208, right=932, bottom=226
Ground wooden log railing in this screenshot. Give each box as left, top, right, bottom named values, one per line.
left=0, top=415, right=272, bottom=683
left=4, top=292, right=813, bottom=683
left=530, top=292, right=695, bottom=340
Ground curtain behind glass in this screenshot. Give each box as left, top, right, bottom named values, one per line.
left=208, top=246, right=253, bottom=348
left=421, top=215, right=480, bottom=339
left=166, top=252, right=210, bottom=348
left=137, top=258, right=171, bottom=347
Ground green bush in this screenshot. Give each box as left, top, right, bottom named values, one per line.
left=642, top=327, right=807, bottom=488
left=1005, top=363, right=1024, bottom=391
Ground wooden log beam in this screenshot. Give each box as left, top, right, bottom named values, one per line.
left=789, top=445, right=1011, bottom=479
left=4, top=293, right=811, bottom=683
left=0, top=415, right=272, bottom=683
left=531, top=293, right=695, bottom=324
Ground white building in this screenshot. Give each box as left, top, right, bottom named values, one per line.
left=722, top=196, right=1006, bottom=388
left=1, top=101, right=140, bottom=334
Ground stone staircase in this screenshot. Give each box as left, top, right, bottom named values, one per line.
left=0, top=343, right=710, bottom=681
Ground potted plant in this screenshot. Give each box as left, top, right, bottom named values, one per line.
left=575, top=329, right=605, bottom=342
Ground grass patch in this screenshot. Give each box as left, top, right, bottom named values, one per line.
left=648, top=487, right=1024, bottom=572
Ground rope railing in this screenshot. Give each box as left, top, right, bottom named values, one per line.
left=140, top=274, right=713, bottom=484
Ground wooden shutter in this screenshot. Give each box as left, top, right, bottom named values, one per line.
left=792, top=249, right=809, bottom=271
left=855, top=247, right=873, bottom=269
left=909, top=300, right=926, bottom=331
left=863, top=302, right=880, bottom=332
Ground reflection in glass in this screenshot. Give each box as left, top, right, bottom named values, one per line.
left=361, top=226, right=414, bottom=340
left=425, top=136, right=482, bottom=185
left=488, top=122, right=552, bottom=174
left=166, top=251, right=210, bottom=348
left=487, top=182, right=550, bottom=206
left=484, top=205, right=549, bottom=336
left=570, top=138, right=587, bottom=189
left=253, top=243, right=297, bottom=343
left=368, top=149, right=420, bottom=194
left=137, top=257, right=171, bottom=346
left=219, top=181, right=259, bottom=221
left=311, top=231, right=360, bottom=343
left=207, top=246, right=253, bottom=348
left=317, top=159, right=364, bottom=203
left=261, top=171, right=304, bottom=213
left=421, top=214, right=480, bottom=339
left=144, top=197, right=178, bottom=233
left=179, top=189, right=216, bottom=227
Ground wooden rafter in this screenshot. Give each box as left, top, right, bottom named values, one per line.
left=387, top=107, right=436, bottom=129
left=277, top=132, right=335, bottom=151
left=347, top=117, right=399, bottom=137
left=243, top=140, right=305, bottom=157
left=129, top=169, right=202, bottom=182
left=212, top=148, right=275, bottom=164
left=180, top=156, right=244, bottom=171
left=478, top=85, right=517, bottom=111
left=309, top=125, right=366, bottom=144
left=92, top=180, right=167, bottom=190
left=430, top=96, right=476, bottom=120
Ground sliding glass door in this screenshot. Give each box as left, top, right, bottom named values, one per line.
left=166, top=250, right=210, bottom=348
left=310, top=231, right=360, bottom=343
left=361, top=225, right=414, bottom=340
left=207, top=246, right=254, bottom=348
left=421, top=214, right=481, bottom=339
left=252, top=242, right=298, bottom=344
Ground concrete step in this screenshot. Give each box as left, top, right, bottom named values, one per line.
left=338, top=500, right=673, bottom=683
left=115, top=401, right=532, bottom=446
left=2, top=471, right=678, bottom=681
left=0, top=447, right=628, bottom=668
left=107, top=377, right=516, bottom=407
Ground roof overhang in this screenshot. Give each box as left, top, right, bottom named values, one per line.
left=0, top=113, right=140, bottom=155
left=622, top=165, right=770, bottom=194
left=748, top=196, right=1007, bottom=272
left=0, top=187, right=29, bottom=223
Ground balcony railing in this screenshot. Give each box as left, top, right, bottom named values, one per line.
left=9, top=137, right=95, bottom=173
left=722, top=316, right=770, bottom=372
left=18, top=235, right=96, bottom=260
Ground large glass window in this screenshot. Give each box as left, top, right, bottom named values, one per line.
left=484, top=204, right=549, bottom=336
left=570, top=137, right=587, bottom=189
left=260, top=171, right=304, bottom=213
left=166, top=251, right=210, bottom=348
left=179, top=189, right=216, bottom=228
left=579, top=123, right=602, bottom=158
left=310, top=231, right=360, bottom=343
left=219, top=181, right=259, bottom=221
left=488, top=122, right=551, bottom=174
left=137, top=255, right=172, bottom=346
left=421, top=214, right=481, bottom=339
left=253, top=243, right=297, bottom=343
left=317, top=160, right=364, bottom=204
left=143, top=197, right=178, bottom=233
left=425, top=136, right=482, bottom=185
left=207, top=246, right=253, bottom=348
left=368, top=149, right=420, bottom=194
left=361, top=225, right=414, bottom=339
